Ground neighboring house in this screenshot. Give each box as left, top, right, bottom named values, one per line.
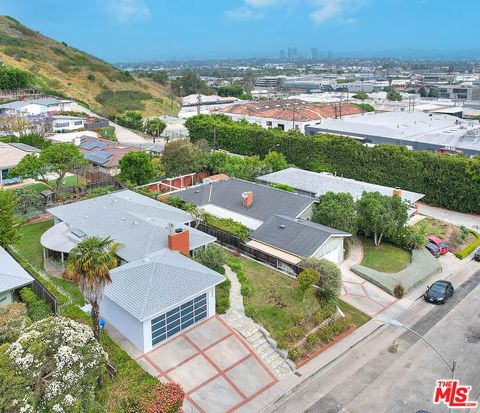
left=305, top=111, right=480, bottom=157
left=78, top=136, right=141, bottom=175
left=40, top=189, right=224, bottom=352
left=217, top=99, right=363, bottom=133
left=0, top=142, right=40, bottom=183
left=51, top=115, right=87, bottom=133
left=45, top=130, right=98, bottom=144
left=257, top=167, right=424, bottom=215
left=0, top=97, right=70, bottom=116
left=0, top=246, right=33, bottom=307
left=176, top=178, right=350, bottom=265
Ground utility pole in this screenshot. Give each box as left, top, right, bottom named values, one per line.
left=197, top=94, right=201, bottom=115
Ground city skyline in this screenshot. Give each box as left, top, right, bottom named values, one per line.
left=1, top=0, right=480, bottom=62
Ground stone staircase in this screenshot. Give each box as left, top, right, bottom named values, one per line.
left=221, top=265, right=296, bottom=379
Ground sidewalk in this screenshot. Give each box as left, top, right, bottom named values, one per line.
left=339, top=237, right=396, bottom=317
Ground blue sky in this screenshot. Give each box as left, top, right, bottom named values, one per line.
left=2, top=0, right=479, bottom=62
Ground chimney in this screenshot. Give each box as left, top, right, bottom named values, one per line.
left=168, top=227, right=190, bottom=255
left=393, top=188, right=402, bottom=198
left=242, top=191, right=253, bottom=208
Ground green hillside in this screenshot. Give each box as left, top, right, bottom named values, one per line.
left=0, top=16, right=178, bottom=117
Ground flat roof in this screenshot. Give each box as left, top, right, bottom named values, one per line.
left=307, top=111, right=480, bottom=151
left=257, top=167, right=424, bottom=204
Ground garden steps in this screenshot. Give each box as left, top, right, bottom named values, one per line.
left=221, top=265, right=296, bottom=379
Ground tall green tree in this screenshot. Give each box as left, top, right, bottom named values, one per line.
left=218, top=85, right=244, bottom=98
left=313, top=192, right=357, bottom=234
left=161, top=140, right=209, bottom=177
left=0, top=189, right=20, bottom=247
left=264, top=151, right=288, bottom=172
left=356, top=192, right=408, bottom=246
left=9, top=143, right=86, bottom=190
left=301, top=258, right=342, bottom=302
left=144, top=118, right=167, bottom=137
left=297, top=268, right=319, bottom=302
left=66, top=236, right=121, bottom=342
left=118, top=152, right=156, bottom=185
left=171, top=72, right=212, bottom=96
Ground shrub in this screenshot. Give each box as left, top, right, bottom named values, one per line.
left=215, top=278, right=231, bottom=314
left=301, top=258, right=342, bottom=299
left=0, top=302, right=28, bottom=344
left=203, top=213, right=249, bottom=240
left=393, top=282, right=405, bottom=298
left=288, top=347, right=302, bottom=362
left=20, top=287, right=52, bottom=321
left=244, top=305, right=256, bottom=318
left=195, top=244, right=226, bottom=273
left=270, top=183, right=295, bottom=192
left=455, top=231, right=480, bottom=259
left=140, top=382, right=185, bottom=413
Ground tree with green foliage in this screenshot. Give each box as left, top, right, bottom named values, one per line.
left=14, top=187, right=45, bottom=218
left=195, top=244, right=226, bottom=274
left=149, top=70, right=169, bottom=85
left=353, top=91, right=369, bottom=100
left=301, top=258, right=342, bottom=302
left=270, top=183, right=295, bottom=192
left=115, top=110, right=143, bottom=130
left=161, top=140, right=209, bottom=177
left=207, top=151, right=272, bottom=181
left=144, top=118, right=167, bottom=137
left=171, top=72, right=213, bottom=96
left=297, top=268, right=319, bottom=302
left=10, top=143, right=87, bottom=190
left=0, top=189, right=20, bottom=247
left=66, top=236, right=121, bottom=342
left=384, top=86, right=402, bottom=101
left=0, top=317, right=108, bottom=413
left=118, top=152, right=156, bottom=185
left=313, top=192, right=357, bottom=234
left=356, top=191, right=409, bottom=246
left=354, top=103, right=375, bottom=112
left=218, top=85, right=244, bottom=98
left=151, top=156, right=167, bottom=179
left=264, top=150, right=288, bottom=172
left=428, top=87, right=439, bottom=98
left=419, top=86, right=428, bottom=97
left=0, top=302, right=27, bottom=344
left=0, top=65, right=32, bottom=89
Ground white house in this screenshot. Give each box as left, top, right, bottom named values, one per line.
left=0, top=246, right=33, bottom=307
left=51, top=115, right=87, bottom=133
left=0, top=97, right=70, bottom=116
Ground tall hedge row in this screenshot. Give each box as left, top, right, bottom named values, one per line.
left=185, top=115, right=480, bottom=213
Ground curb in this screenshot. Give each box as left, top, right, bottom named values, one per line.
left=260, top=321, right=385, bottom=412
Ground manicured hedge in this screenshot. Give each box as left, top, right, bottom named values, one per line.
left=19, top=288, right=52, bottom=321
left=203, top=213, right=250, bottom=240
left=455, top=231, right=480, bottom=259
left=186, top=114, right=480, bottom=213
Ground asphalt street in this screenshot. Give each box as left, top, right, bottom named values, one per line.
left=273, top=270, right=480, bottom=413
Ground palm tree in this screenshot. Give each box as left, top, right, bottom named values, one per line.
left=66, top=236, right=121, bottom=341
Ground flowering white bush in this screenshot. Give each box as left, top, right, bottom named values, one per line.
left=0, top=317, right=108, bottom=413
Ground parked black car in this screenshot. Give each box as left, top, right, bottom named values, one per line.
left=474, top=249, right=480, bottom=261
left=425, top=242, right=441, bottom=258
left=424, top=280, right=454, bottom=304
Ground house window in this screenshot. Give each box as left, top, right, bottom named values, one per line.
left=55, top=122, right=69, bottom=128
left=277, top=124, right=285, bottom=130
left=266, top=121, right=273, bottom=127
left=151, top=293, right=207, bottom=346
left=74, top=121, right=83, bottom=126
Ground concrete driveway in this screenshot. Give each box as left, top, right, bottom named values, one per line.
left=136, top=316, right=277, bottom=413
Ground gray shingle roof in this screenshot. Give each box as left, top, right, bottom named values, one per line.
left=251, top=215, right=350, bottom=257
left=47, top=190, right=215, bottom=262
left=0, top=97, right=64, bottom=110
left=176, top=178, right=315, bottom=222
left=0, top=246, right=33, bottom=294
left=105, top=249, right=225, bottom=321
left=258, top=168, right=424, bottom=204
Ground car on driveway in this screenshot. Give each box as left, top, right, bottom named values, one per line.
left=474, top=249, right=480, bottom=261
left=427, top=236, right=449, bottom=255
left=424, top=280, right=454, bottom=304
left=425, top=242, right=441, bottom=258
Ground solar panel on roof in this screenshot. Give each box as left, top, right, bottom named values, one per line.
left=80, top=140, right=107, bottom=150
left=72, top=228, right=86, bottom=238
left=85, top=151, right=112, bottom=165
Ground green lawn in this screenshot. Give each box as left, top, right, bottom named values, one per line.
left=415, top=217, right=448, bottom=239
left=360, top=237, right=411, bottom=273
left=226, top=254, right=369, bottom=351
left=23, top=175, right=87, bottom=193
left=16, top=220, right=85, bottom=306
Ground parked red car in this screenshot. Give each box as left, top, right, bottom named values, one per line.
left=427, top=236, right=449, bottom=255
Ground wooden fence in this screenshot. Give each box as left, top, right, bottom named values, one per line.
left=196, top=222, right=304, bottom=276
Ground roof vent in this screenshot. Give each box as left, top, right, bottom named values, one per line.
left=279, top=224, right=286, bottom=229
left=195, top=190, right=200, bottom=193
left=175, top=228, right=183, bottom=233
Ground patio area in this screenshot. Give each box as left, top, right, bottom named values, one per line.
left=135, top=316, right=278, bottom=413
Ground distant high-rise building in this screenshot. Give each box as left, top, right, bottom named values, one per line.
left=289, top=48, right=298, bottom=59
left=327, top=50, right=333, bottom=59
left=311, top=48, right=319, bottom=60
left=280, top=49, right=286, bottom=59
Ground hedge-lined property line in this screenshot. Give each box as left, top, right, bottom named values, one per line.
left=186, top=114, right=480, bottom=213
left=351, top=248, right=442, bottom=295
left=455, top=231, right=480, bottom=259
